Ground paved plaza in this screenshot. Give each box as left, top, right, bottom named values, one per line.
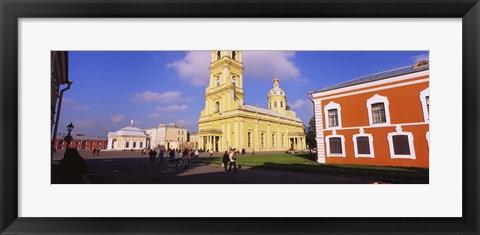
left=52, top=150, right=380, bottom=184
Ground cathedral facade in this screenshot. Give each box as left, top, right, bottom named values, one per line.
left=197, top=51, right=306, bottom=152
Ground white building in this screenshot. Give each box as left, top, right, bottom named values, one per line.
left=107, top=120, right=150, bottom=150
left=144, top=123, right=188, bottom=150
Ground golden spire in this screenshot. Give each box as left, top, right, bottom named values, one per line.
left=273, top=73, right=279, bottom=86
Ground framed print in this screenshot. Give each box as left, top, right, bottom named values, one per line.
left=1, top=0, right=479, bottom=234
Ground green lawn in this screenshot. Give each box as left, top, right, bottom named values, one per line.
left=190, top=153, right=429, bottom=184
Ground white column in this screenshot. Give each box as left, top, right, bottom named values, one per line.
left=107, top=138, right=112, bottom=150
left=313, top=99, right=326, bottom=163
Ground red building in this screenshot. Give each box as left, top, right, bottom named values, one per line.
left=311, top=60, right=429, bottom=168
left=54, top=135, right=108, bottom=150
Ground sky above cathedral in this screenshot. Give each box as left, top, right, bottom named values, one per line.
left=59, top=51, right=428, bottom=137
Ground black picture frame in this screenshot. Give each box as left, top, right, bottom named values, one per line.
left=1, top=0, right=478, bottom=234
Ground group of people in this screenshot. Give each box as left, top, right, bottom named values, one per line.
left=92, top=147, right=101, bottom=156
left=222, top=149, right=238, bottom=173
left=147, top=148, right=200, bottom=170
left=144, top=147, right=248, bottom=173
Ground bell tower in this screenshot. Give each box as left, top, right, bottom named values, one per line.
left=267, top=74, right=287, bottom=115
left=201, top=51, right=244, bottom=116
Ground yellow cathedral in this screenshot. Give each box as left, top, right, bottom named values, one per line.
left=197, top=51, right=306, bottom=152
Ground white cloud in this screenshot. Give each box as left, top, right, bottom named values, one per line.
left=159, top=104, right=188, bottom=112
left=243, top=51, right=300, bottom=80
left=289, top=99, right=311, bottom=110
left=166, top=51, right=302, bottom=87
left=131, top=91, right=184, bottom=103
left=410, top=53, right=429, bottom=63
left=166, top=51, right=211, bottom=87
left=110, top=115, right=126, bottom=123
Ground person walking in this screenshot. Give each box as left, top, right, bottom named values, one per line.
left=222, top=151, right=229, bottom=172
left=152, top=148, right=157, bottom=162
left=209, top=149, right=213, bottom=158
left=169, top=149, right=175, bottom=162
left=241, top=148, right=246, bottom=156
left=96, top=147, right=100, bottom=156
left=148, top=149, right=154, bottom=162
left=184, top=149, right=190, bottom=169
left=92, top=148, right=96, bottom=156
left=176, top=150, right=183, bottom=170
left=158, top=150, right=164, bottom=165
left=194, top=149, right=199, bottom=158
left=228, top=150, right=237, bottom=173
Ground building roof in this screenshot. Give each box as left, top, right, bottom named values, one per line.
left=108, top=126, right=149, bottom=137
left=144, top=123, right=187, bottom=131
left=313, top=60, right=429, bottom=93
left=240, top=104, right=301, bottom=122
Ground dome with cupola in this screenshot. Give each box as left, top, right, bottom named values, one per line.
left=268, top=74, right=286, bottom=97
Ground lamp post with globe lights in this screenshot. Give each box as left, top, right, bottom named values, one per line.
left=63, top=123, right=74, bottom=147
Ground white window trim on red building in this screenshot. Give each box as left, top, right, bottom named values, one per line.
left=426, top=131, right=430, bottom=148
left=352, top=129, right=375, bottom=158
left=325, top=130, right=346, bottom=158
left=323, top=101, right=342, bottom=130
left=366, top=94, right=391, bottom=126
left=387, top=126, right=416, bottom=159
left=419, top=87, right=430, bottom=122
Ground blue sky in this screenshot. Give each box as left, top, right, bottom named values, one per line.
left=59, top=51, right=428, bottom=137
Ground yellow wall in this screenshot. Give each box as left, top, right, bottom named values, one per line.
left=199, top=110, right=305, bottom=152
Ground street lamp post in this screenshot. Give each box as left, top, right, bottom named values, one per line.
left=64, top=123, right=74, bottom=147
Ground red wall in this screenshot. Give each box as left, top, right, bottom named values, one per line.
left=317, top=77, right=429, bottom=168
left=55, top=139, right=108, bottom=150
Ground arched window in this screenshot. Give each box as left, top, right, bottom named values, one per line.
left=366, top=94, right=391, bottom=126
left=280, top=101, right=283, bottom=108
left=217, top=51, right=221, bottom=60
left=419, top=87, right=430, bottom=122
left=215, top=102, right=220, bottom=113
left=414, top=60, right=429, bottom=69
left=232, top=76, right=236, bottom=87
left=216, top=76, right=220, bottom=86
left=232, top=51, right=236, bottom=60
left=324, top=101, right=342, bottom=129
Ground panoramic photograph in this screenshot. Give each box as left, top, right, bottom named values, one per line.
left=51, top=50, right=430, bottom=184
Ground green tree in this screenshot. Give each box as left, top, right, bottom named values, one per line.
left=306, top=117, right=317, bottom=151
